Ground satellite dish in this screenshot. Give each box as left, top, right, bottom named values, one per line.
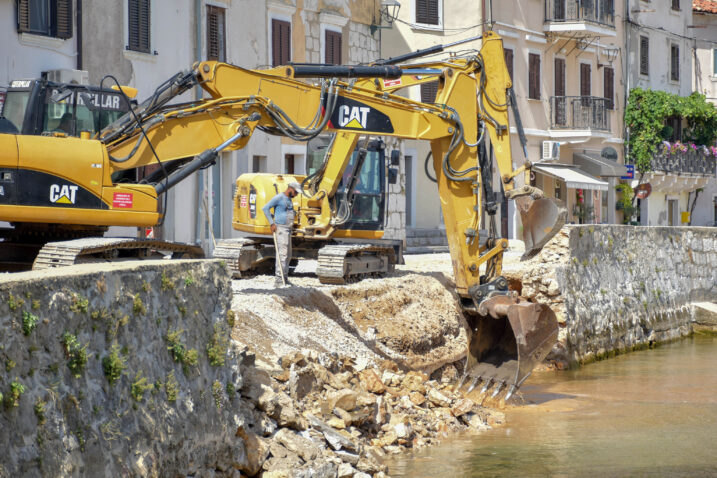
left=601, top=146, right=618, bottom=161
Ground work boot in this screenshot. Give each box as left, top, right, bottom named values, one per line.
left=274, top=278, right=284, bottom=288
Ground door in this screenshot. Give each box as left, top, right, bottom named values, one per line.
left=668, top=199, right=678, bottom=226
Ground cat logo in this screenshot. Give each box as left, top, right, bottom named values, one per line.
left=337, top=105, right=370, bottom=129
left=49, top=184, right=79, bottom=204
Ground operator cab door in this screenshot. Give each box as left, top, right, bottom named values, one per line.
left=336, top=140, right=386, bottom=231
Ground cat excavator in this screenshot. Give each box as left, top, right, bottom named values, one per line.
left=0, top=31, right=563, bottom=396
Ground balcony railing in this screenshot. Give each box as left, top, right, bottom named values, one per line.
left=545, top=0, right=615, bottom=28
left=651, top=149, right=717, bottom=176
left=550, top=96, right=610, bottom=131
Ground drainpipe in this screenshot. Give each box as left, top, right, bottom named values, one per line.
left=195, top=0, right=205, bottom=246
left=76, top=0, right=82, bottom=70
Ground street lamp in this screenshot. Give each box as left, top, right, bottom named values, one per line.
left=370, top=0, right=401, bottom=35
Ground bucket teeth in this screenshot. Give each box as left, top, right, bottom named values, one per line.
left=505, top=385, right=516, bottom=402
left=455, top=374, right=468, bottom=391
left=466, top=377, right=480, bottom=393
left=491, top=381, right=504, bottom=398
left=480, top=378, right=493, bottom=395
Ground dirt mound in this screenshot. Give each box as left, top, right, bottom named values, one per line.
left=231, top=271, right=468, bottom=374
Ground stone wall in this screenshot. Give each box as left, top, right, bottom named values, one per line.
left=0, top=261, right=250, bottom=476
left=506, top=226, right=717, bottom=366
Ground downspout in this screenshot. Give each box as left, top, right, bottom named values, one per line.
left=76, top=0, right=82, bottom=70
left=195, top=0, right=205, bottom=245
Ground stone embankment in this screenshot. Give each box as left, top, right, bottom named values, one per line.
left=505, top=225, right=717, bottom=366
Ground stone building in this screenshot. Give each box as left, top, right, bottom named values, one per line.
left=691, top=0, right=717, bottom=227
left=1, top=0, right=409, bottom=249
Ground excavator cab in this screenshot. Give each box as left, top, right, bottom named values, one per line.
left=0, top=79, right=130, bottom=137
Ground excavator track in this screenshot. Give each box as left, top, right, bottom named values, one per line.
left=316, top=244, right=396, bottom=285
left=32, top=237, right=205, bottom=270
left=212, top=238, right=271, bottom=278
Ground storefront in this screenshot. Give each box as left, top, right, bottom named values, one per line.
left=532, top=163, right=608, bottom=224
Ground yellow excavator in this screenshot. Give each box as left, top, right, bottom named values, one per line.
left=0, top=31, right=563, bottom=395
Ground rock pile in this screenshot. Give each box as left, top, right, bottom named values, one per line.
left=241, top=349, right=505, bottom=478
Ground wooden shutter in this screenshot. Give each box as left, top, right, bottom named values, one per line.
left=640, top=36, right=649, bottom=76
left=671, top=45, right=679, bottom=81
left=528, top=53, right=540, bottom=100
left=17, top=0, right=30, bottom=32
left=420, top=81, right=439, bottom=103
left=207, top=6, right=225, bottom=61
left=604, top=66, right=614, bottom=110
left=325, top=30, right=342, bottom=65
left=554, top=58, right=565, bottom=96
left=128, top=0, right=151, bottom=53
left=271, top=19, right=291, bottom=67
left=56, top=0, right=73, bottom=39
left=416, top=0, right=439, bottom=25
left=504, top=48, right=514, bottom=81
left=580, top=63, right=591, bottom=97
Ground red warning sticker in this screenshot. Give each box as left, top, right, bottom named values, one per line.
left=383, top=78, right=402, bottom=88
left=112, top=192, right=133, bottom=208
left=240, top=194, right=248, bottom=208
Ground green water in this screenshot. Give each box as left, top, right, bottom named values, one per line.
left=388, top=335, right=717, bottom=477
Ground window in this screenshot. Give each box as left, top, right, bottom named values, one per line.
left=285, top=154, right=295, bottom=174
left=664, top=116, right=682, bottom=142
left=528, top=53, right=541, bottom=100
left=580, top=63, right=591, bottom=97
left=671, top=0, right=680, bottom=11
left=604, top=66, right=614, bottom=110
left=252, top=155, right=267, bottom=173
left=206, top=6, right=226, bottom=62
left=325, top=30, right=342, bottom=65
left=128, top=0, right=151, bottom=53
left=670, top=44, right=679, bottom=82
left=415, top=0, right=440, bottom=26
left=271, top=19, right=291, bottom=66
left=504, top=48, right=514, bottom=81
left=420, top=81, right=439, bottom=103
left=17, top=0, right=72, bottom=39
left=639, top=36, right=649, bottom=76
left=554, top=58, right=565, bottom=97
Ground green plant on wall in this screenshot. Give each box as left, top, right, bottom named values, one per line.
left=61, top=332, right=89, bottom=378
left=615, top=183, right=638, bottom=224
left=625, top=88, right=717, bottom=172
left=102, top=344, right=127, bottom=385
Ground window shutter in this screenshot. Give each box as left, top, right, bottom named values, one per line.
left=55, top=0, right=73, bottom=39
left=640, top=36, right=649, bottom=76
left=420, top=81, right=439, bottom=103
left=580, top=63, right=591, bottom=97
left=128, top=0, right=150, bottom=53
left=528, top=53, right=540, bottom=100
left=713, top=48, right=717, bottom=76
left=504, top=48, right=514, bottom=81
left=17, top=0, right=30, bottom=33
left=207, top=6, right=225, bottom=61
left=416, top=0, right=439, bottom=25
left=325, top=30, right=342, bottom=65
left=272, top=19, right=290, bottom=66
left=671, top=45, right=679, bottom=81
left=554, top=58, right=565, bottom=96
left=604, top=67, right=614, bottom=110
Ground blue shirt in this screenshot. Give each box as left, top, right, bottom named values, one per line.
left=262, top=192, right=294, bottom=226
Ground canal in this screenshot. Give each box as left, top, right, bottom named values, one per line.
left=388, top=334, right=717, bottom=477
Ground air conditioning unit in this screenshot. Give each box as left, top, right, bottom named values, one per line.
left=43, top=69, right=89, bottom=85
left=542, top=141, right=560, bottom=161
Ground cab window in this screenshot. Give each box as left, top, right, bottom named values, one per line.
left=2, top=91, right=31, bottom=132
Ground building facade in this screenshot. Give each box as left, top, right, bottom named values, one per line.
left=2, top=0, right=409, bottom=250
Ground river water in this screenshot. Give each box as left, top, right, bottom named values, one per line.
left=388, top=335, right=717, bottom=477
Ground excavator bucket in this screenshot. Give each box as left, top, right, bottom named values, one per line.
left=462, top=295, right=558, bottom=399
left=515, top=196, right=567, bottom=260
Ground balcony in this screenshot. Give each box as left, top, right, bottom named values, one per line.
left=549, top=96, right=610, bottom=132
left=651, top=148, right=717, bottom=177
left=544, top=0, right=616, bottom=36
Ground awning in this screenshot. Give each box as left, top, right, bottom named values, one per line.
left=574, top=152, right=628, bottom=177
left=533, top=164, right=608, bottom=191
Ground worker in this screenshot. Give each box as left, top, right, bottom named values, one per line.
left=262, top=182, right=302, bottom=287
left=54, top=112, right=73, bottom=135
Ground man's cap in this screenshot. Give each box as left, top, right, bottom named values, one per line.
left=287, top=182, right=303, bottom=194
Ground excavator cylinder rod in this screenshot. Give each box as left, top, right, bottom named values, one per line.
left=290, top=64, right=402, bottom=79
